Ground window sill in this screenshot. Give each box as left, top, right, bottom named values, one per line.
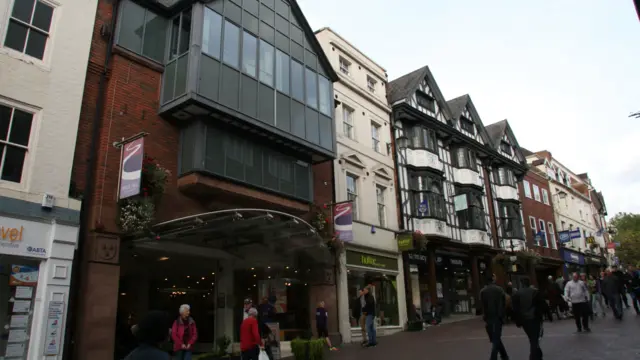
left=407, top=146, right=438, bottom=156
left=453, top=166, right=478, bottom=173
left=460, top=226, right=486, bottom=232
left=495, top=183, right=517, bottom=189
left=112, top=45, right=164, bottom=73
left=0, top=47, right=51, bottom=72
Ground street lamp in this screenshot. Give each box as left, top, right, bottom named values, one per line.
left=395, top=135, right=410, bottom=151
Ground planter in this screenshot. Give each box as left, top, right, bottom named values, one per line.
left=406, top=320, right=423, bottom=332
left=291, top=338, right=325, bottom=360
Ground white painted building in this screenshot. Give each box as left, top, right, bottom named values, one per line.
left=315, top=27, right=406, bottom=343
left=0, top=0, right=95, bottom=356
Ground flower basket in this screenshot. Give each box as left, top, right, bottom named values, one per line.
left=412, top=230, right=428, bottom=249
left=326, top=234, right=345, bottom=254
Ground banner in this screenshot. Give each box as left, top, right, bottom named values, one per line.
left=119, top=137, right=144, bottom=199
left=334, top=202, right=353, bottom=242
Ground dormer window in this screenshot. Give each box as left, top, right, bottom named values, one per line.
left=339, top=56, right=351, bottom=75
left=500, top=141, right=512, bottom=155
left=459, top=116, right=475, bottom=134
left=416, top=91, right=435, bottom=113
left=367, top=76, right=376, bottom=93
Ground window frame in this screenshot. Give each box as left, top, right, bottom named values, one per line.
left=538, top=219, right=547, bottom=247
left=342, top=105, right=355, bottom=140
left=339, top=56, right=351, bottom=76
left=407, top=126, right=437, bottom=154
left=532, top=184, right=541, bottom=202
left=0, top=102, right=36, bottom=186
left=4, top=0, right=56, bottom=62
left=459, top=116, right=475, bottom=134
left=541, top=188, right=549, bottom=205
left=455, top=187, right=486, bottom=231
left=498, top=201, right=524, bottom=240
left=415, top=91, right=435, bottom=113
left=529, top=216, right=537, bottom=237
left=500, top=141, right=512, bottom=155
left=376, top=184, right=386, bottom=227
left=367, top=75, right=376, bottom=93
left=548, top=222, right=557, bottom=249
left=346, top=173, right=358, bottom=220
left=523, top=180, right=532, bottom=198
left=371, top=121, right=381, bottom=153
left=493, top=167, right=515, bottom=187
left=409, top=170, right=447, bottom=221
left=452, top=147, right=477, bottom=172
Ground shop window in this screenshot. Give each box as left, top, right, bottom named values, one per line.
left=455, top=187, right=485, bottom=230
left=4, top=0, right=55, bottom=61
left=346, top=269, right=399, bottom=327
left=499, top=201, right=524, bottom=240
left=409, top=171, right=446, bottom=221
left=0, top=256, right=40, bottom=359
left=452, top=147, right=477, bottom=171
left=493, top=167, right=515, bottom=187
left=0, top=104, right=33, bottom=183
left=407, top=126, right=437, bottom=153
left=115, top=0, right=168, bottom=63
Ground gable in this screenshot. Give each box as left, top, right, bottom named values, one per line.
left=342, top=153, right=366, bottom=169
left=498, top=123, right=525, bottom=164
left=387, top=66, right=453, bottom=123
left=446, top=95, right=491, bottom=145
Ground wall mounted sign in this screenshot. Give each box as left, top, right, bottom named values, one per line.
left=0, top=217, right=51, bottom=259
left=561, top=249, right=585, bottom=265
left=346, top=250, right=398, bottom=271
left=334, top=203, right=354, bottom=242
left=397, top=233, right=414, bottom=251
left=119, top=137, right=144, bottom=199
left=43, top=301, right=65, bottom=356
left=407, top=252, right=427, bottom=264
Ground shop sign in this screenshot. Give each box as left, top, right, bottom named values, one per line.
left=407, top=252, right=427, bottom=264
left=397, top=233, right=414, bottom=251
left=479, top=261, right=487, bottom=270
left=588, top=256, right=602, bottom=264
left=43, top=301, right=65, bottom=356
left=346, top=251, right=398, bottom=271
left=0, top=217, right=51, bottom=259
left=562, top=249, right=584, bottom=265
left=449, top=258, right=465, bottom=267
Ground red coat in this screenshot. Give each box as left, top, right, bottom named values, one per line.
left=240, top=316, right=261, bottom=352
left=171, top=317, right=198, bottom=352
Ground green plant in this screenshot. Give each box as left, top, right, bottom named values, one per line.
left=407, top=320, right=423, bottom=331
left=214, top=335, right=231, bottom=357
left=193, top=354, right=218, bottom=360
left=291, top=338, right=325, bottom=360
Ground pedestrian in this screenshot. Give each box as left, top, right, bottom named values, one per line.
left=352, top=289, right=367, bottom=346
left=243, top=298, right=257, bottom=320
left=545, top=275, right=562, bottom=321
left=316, top=301, right=337, bottom=351
left=258, top=297, right=276, bottom=360
left=240, top=307, right=263, bottom=360
left=511, top=277, right=544, bottom=360
left=555, top=276, right=569, bottom=319
left=362, top=285, right=377, bottom=347
left=602, top=269, right=623, bottom=319
left=124, top=310, right=171, bottom=360
left=564, top=272, right=591, bottom=333
left=171, top=304, right=198, bottom=360
left=612, top=266, right=630, bottom=309
left=580, top=273, right=595, bottom=321
left=588, top=274, right=606, bottom=318
left=480, top=274, right=509, bottom=360
left=625, top=265, right=640, bottom=314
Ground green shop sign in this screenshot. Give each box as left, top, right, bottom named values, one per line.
left=346, top=251, right=398, bottom=271
left=397, top=233, right=414, bottom=251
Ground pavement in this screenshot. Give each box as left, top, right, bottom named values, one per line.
left=329, top=310, right=640, bottom=360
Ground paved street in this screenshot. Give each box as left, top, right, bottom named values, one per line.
left=330, top=312, right=640, bottom=360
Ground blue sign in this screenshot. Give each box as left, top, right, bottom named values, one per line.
left=561, top=248, right=585, bottom=265
left=558, top=228, right=581, bottom=243
left=418, top=201, right=428, bottom=216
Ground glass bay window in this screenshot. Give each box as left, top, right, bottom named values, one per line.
left=409, top=171, right=446, bottom=220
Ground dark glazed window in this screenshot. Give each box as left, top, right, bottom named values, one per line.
left=305, top=68, right=317, bottom=109
left=223, top=20, right=240, bottom=68
left=242, top=31, right=258, bottom=77
left=0, top=105, right=33, bottom=183
left=203, top=8, right=223, bottom=59
left=409, top=171, right=447, bottom=221
left=460, top=116, right=475, bottom=134
left=499, top=201, right=524, bottom=239
left=493, top=167, right=516, bottom=187
left=259, top=40, right=275, bottom=86
left=115, top=0, right=167, bottom=63
left=5, top=0, right=53, bottom=60
left=275, top=50, right=289, bottom=94
left=452, top=147, right=477, bottom=171
left=416, top=91, right=435, bottom=113
left=169, top=9, right=191, bottom=60
left=291, top=60, right=304, bottom=102
left=199, top=125, right=313, bottom=200
left=500, top=141, right=512, bottom=155
left=163, top=9, right=191, bottom=102
left=456, top=188, right=486, bottom=230
left=408, top=127, right=437, bottom=153
left=318, top=76, right=331, bottom=116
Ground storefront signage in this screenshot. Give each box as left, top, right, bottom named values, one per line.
left=434, top=255, right=466, bottom=267
left=43, top=301, right=65, bottom=356
left=0, top=217, right=51, bottom=259
left=397, top=233, right=414, bottom=251
left=449, top=258, right=464, bottom=267
left=119, top=137, right=144, bottom=199
left=587, top=256, right=602, bottom=264
left=561, top=249, right=585, bottom=265
left=334, top=202, right=354, bottom=242
left=558, top=228, right=581, bottom=244
left=346, top=251, right=398, bottom=271
left=407, top=252, right=427, bottom=264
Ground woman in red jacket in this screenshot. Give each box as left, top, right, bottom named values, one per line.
left=171, top=304, right=198, bottom=360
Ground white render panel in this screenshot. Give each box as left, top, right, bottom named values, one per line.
left=404, top=148, right=444, bottom=172
left=495, top=185, right=519, bottom=201
left=452, top=168, right=483, bottom=187
left=0, top=0, right=94, bottom=211
left=500, top=239, right=526, bottom=251
left=412, top=218, right=449, bottom=238
left=460, top=229, right=491, bottom=246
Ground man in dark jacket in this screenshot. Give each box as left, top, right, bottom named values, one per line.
left=602, top=269, right=623, bottom=319
left=626, top=265, right=640, bottom=314
left=362, top=285, right=377, bottom=347
left=612, top=266, right=630, bottom=309
left=481, top=274, right=509, bottom=360
left=512, top=277, right=545, bottom=360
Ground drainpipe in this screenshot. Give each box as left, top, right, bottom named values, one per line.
left=62, top=1, right=120, bottom=359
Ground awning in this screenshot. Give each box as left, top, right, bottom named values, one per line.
left=129, top=208, right=334, bottom=265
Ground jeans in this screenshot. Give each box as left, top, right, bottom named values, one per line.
left=609, top=293, right=623, bottom=318
left=572, top=302, right=590, bottom=331
left=521, top=320, right=543, bottom=360
left=241, top=346, right=260, bottom=360
left=365, top=314, right=377, bottom=345
left=591, top=293, right=605, bottom=316
left=175, top=350, right=193, bottom=360
left=486, top=320, right=509, bottom=360
left=630, top=288, right=640, bottom=314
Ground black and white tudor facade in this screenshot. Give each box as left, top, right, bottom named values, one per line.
left=388, top=66, right=528, bottom=251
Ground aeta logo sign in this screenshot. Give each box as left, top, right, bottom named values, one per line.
left=27, top=246, right=47, bottom=255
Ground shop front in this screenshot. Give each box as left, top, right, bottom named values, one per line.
left=434, top=253, right=474, bottom=316
left=585, top=255, right=606, bottom=276
left=560, top=248, right=585, bottom=277
left=0, top=215, right=78, bottom=359
left=344, top=249, right=403, bottom=342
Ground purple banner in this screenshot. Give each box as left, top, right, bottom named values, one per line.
left=334, top=203, right=353, bottom=242
left=119, top=137, right=144, bottom=199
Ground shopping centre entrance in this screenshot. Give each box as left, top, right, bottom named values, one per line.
left=114, top=209, right=335, bottom=358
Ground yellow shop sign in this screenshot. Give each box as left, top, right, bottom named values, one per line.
left=1, top=226, right=24, bottom=242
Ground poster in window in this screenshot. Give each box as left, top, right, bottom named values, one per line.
left=9, top=265, right=39, bottom=286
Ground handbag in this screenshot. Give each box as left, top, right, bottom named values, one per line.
left=259, top=349, right=270, bottom=360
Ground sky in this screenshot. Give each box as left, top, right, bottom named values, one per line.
left=297, top=0, right=640, bottom=217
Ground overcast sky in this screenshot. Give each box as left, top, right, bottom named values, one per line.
left=298, top=0, right=640, bottom=217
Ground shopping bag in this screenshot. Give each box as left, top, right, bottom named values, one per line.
left=259, top=349, right=269, bottom=360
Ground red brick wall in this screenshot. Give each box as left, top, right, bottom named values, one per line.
left=520, top=171, right=560, bottom=259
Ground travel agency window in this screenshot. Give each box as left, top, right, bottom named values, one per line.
left=345, top=250, right=400, bottom=328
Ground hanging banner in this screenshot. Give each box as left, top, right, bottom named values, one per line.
left=334, top=202, right=353, bottom=242
left=119, top=137, right=144, bottom=199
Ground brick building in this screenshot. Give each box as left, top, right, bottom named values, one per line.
left=65, top=0, right=339, bottom=359
left=519, top=160, right=563, bottom=286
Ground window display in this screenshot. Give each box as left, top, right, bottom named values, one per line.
left=347, top=269, right=399, bottom=327
left=0, top=255, right=40, bottom=359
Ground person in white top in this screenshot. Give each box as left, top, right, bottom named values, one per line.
left=564, top=272, right=591, bottom=333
